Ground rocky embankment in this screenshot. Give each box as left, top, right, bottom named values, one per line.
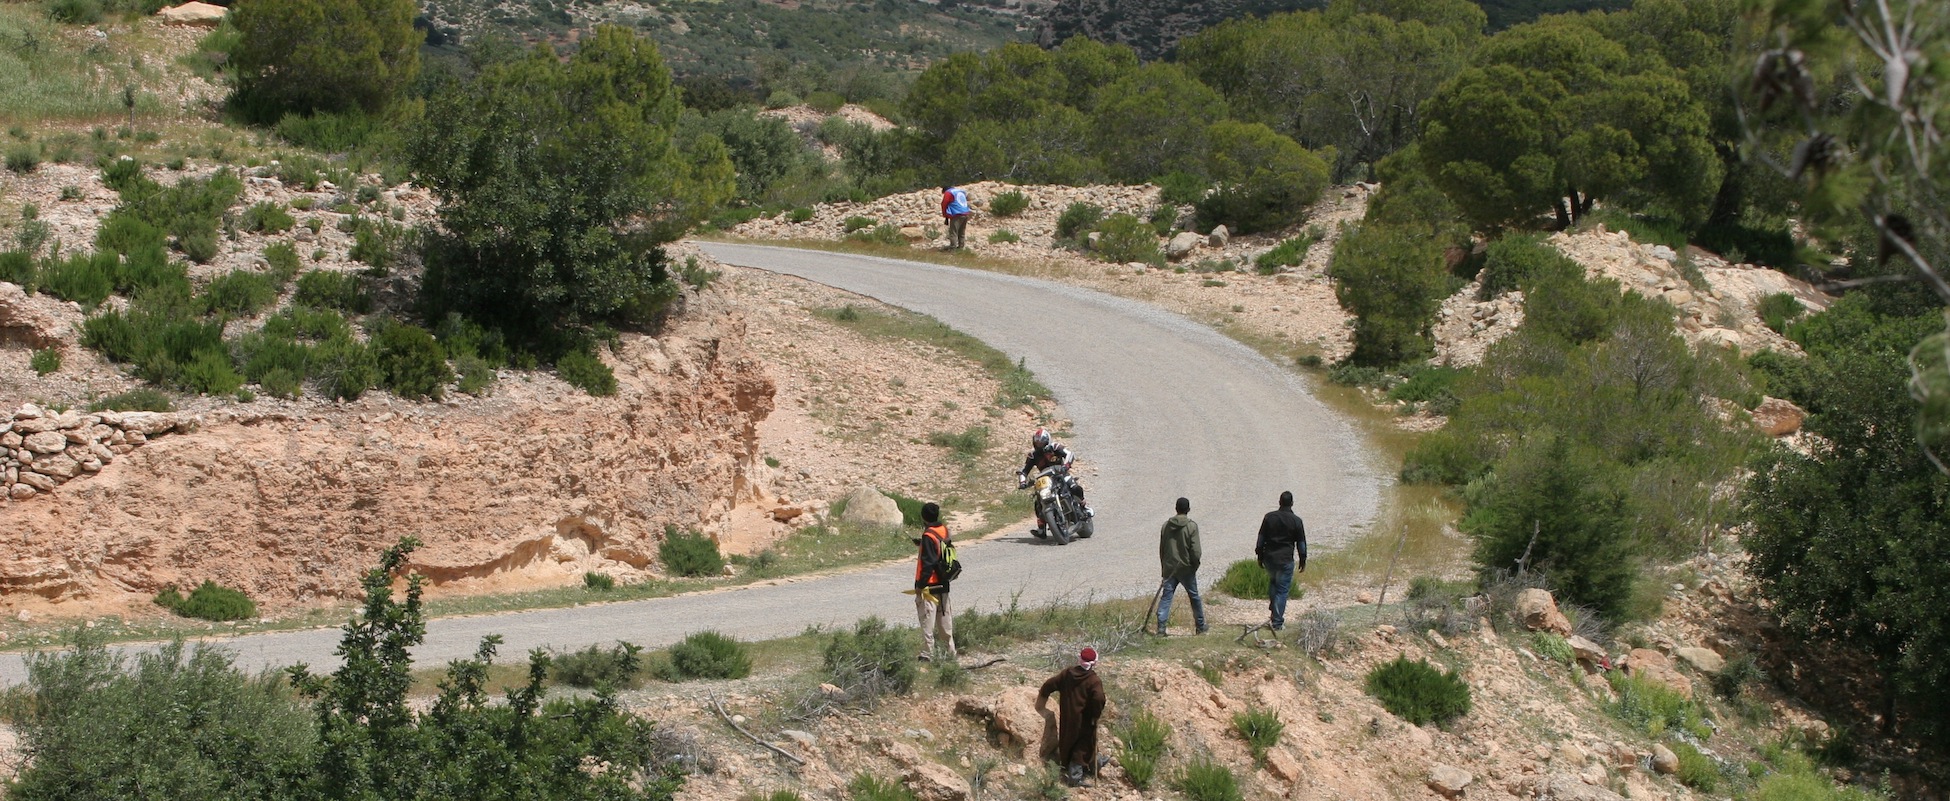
left=0, top=292, right=774, bottom=615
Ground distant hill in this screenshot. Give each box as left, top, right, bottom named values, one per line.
left=1033, top=0, right=1629, bottom=60
left=419, top=0, right=1031, bottom=82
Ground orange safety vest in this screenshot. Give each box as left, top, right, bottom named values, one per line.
left=916, top=524, right=950, bottom=583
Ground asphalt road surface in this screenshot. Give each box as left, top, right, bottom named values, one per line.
left=0, top=243, right=1384, bottom=685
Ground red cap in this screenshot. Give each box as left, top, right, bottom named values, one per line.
left=1080, top=646, right=1098, bottom=666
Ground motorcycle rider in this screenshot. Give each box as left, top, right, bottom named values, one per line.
left=1018, top=427, right=1092, bottom=529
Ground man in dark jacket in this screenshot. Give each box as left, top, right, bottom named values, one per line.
left=913, top=502, right=956, bottom=661
left=1254, top=490, right=1307, bottom=631
left=1157, top=497, right=1207, bottom=636
left=1037, top=646, right=1107, bottom=787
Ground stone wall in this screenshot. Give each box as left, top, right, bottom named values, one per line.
left=0, top=294, right=775, bottom=614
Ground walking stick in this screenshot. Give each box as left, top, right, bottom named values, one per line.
left=1139, top=580, right=1167, bottom=634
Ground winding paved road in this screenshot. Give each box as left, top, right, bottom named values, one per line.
left=0, top=243, right=1383, bottom=685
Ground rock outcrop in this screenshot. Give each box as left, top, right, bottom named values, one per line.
left=1516, top=588, right=1574, bottom=636
left=0, top=295, right=775, bottom=613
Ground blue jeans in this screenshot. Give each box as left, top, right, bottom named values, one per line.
left=1158, top=573, right=1205, bottom=631
left=1266, top=561, right=1295, bottom=629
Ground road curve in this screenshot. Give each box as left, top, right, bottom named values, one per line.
left=0, top=243, right=1384, bottom=685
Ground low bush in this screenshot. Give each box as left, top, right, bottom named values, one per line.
left=1758, top=292, right=1806, bottom=334
left=1176, top=758, right=1243, bottom=801
left=788, top=206, right=815, bottom=223
left=660, top=526, right=723, bottom=578
left=926, top=425, right=990, bottom=457
left=264, top=242, right=301, bottom=282
left=1530, top=632, right=1575, bottom=665
left=348, top=218, right=414, bottom=274
left=1094, top=212, right=1164, bottom=265
left=1214, top=559, right=1278, bottom=600
left=989, top=190, right=1029, bottom=217
left=846, top=774, right=918, bottom=801
left=371, top=322, right=452, bottom=401
left=239, top=200, right=294, bottom=234
left=583, top=572, right=615, bottom=591
left=1254, top=230, right=1320, bottom=274
left=1386, top=366, right=1464, bottom=415
left=550, top=642, right=645, bottom=690
left=1055, top=202, right=1105, bottom=242
left=953, top=596, right=1032, bottom=653
left=1606, top=671, right=1711, bottom=739
left=5, top=145, right=39, bottom=174
left=154, top=580, right=256, bottom=621
left=87, top=388, right=173, bottom=412
left=1148, top=203, right=1178, bottom=236
left=454, top=353, right=496, bottom=396
left=199, top=270, right=280, bottom=317
left=1479, top=232, right=1581, bottom=298
left=292, top=270, right=369, bottom=313
left=556, top=347, right=618, bottom=396
left=1364, top=657, right=1472, bottom=726
left=0, top=250, right=35, bottom=288
left=656, top=631, right=753, bottom=682
left=307, top=333, right=377, bottom=400
left=1117, top=709, right=1170, bottom=789
left=1670, top=739, right=1718, bottom=791
left=1232, top=707, right=1283, bottom=762
left=37, top=251, right=118, bottom=306
left=30, top=347, right=61, bottom=376
left=822, top=616, right=916, bottom=701
left=1713, top=652, right=1765, bottom=699
left=846, top=223, right=906, bottom=246
left=805, top=91, right=846, bottom=113
left=1293, top=608, right=1342, bottom=657
left=987, top=229, right=1020, bottom=244
left=843, top=215, right=877, bottom=233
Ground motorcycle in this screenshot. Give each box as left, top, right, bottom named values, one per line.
left=1020, top=465, right=1093, bottom=545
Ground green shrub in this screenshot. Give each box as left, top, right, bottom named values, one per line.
left=660, top=526, right=723, bottom=578
left=5, top=144, right=39, bottom=173
left=38, top=251, right=117, bottom=306
left=1232, top=706, right=1283, bottom=762
left=952, top=597, right=1032, bottom=653
left=1055, top=202, right=1104, bottom=241
left=1479, top=232, right=1581, bottom=298
left=1117, top=709, right=1170, bottom=789
left=822, top=616, right=916, bottom=699
left=583, top=571, right=615, bottom=591
left=60, top=185, right=83, bottom=201
left=0, top=250, right=36, bottom=288
left=988, top=229, right=1020, bottom=244
left=1148, top=203, right=1178, bottom=236
left=87, top=388, right=173, bottom=412
left=805, top=90, right=845, bottom=113
left=30, top=347, right=61, bottom=376
left=240, top=200, right=295, bottom=234
left=154, top=580, right=257, bottom=621
left=372, top=322, right=452, bottom=400
left=1214, top=559, right=1282, bottom=600
left=260, top=368, right=302, bottom=399
left=1175, top=758, right=1243, bottom=801
left=846, top=774, right=919, bottom=801
left=349, top=217, right=414, bottom=273
left=1670, top=739, right=1718, bottom=791
left=175, top=227, right=220, bottom=264
left=1387, top=366, right=1464, bottom=414
left=1606, top=671, right=1711, bottom=739
left=1530, top=632, right=1575, bottom=665
left=1254, top=230, right=1319, bottom=274
left=293, top=270, right=370, bottom=313
left=1758, top=292, right=1806, bottom=334
left=181, top=349, right=244, bottom=396
left=1094, top=212, right=1164, bottom=265
left=926, top=425, right=990, bottom=457
left=0, top=636, right=314, bottom=801
left=550, top=642, right=645, bottom=690
left=200, top=270, right=280, bottom=316
left=454, top=353, right=496, bottom=396
left=556, top=347, right=618, bottom=396
left=655, top=631, right=753, bottom=681
left=989, top=190, right=1029, bottom=217
left=1713, top=652, right=1765, bottom=699
left=264, top=241, right=301, bottom=282
left=45, top=0, right=104, bottom=24
left=846, top=223, right=907, bottom=246
left=1364, top=657, right=1472, bottom=726
left=308, top=333, right=377, bottom=400
left=788, top=206, right=814, bottom=223
left=843, top=215, right=877, bottom=233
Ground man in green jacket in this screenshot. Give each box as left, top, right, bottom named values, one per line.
left=1157, top=496, right=1207, bottom=636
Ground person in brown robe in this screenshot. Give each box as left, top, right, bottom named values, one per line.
left=1037, top=646, right=1107, bottom=787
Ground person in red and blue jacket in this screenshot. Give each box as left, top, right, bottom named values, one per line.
left=941, top=185, right=971, bottom=249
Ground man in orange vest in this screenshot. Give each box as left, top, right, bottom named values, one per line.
left=914, top=502, right=957, bottom=661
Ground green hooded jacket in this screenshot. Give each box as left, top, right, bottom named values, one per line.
left=1159, top=514, right=1201, bottom=579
